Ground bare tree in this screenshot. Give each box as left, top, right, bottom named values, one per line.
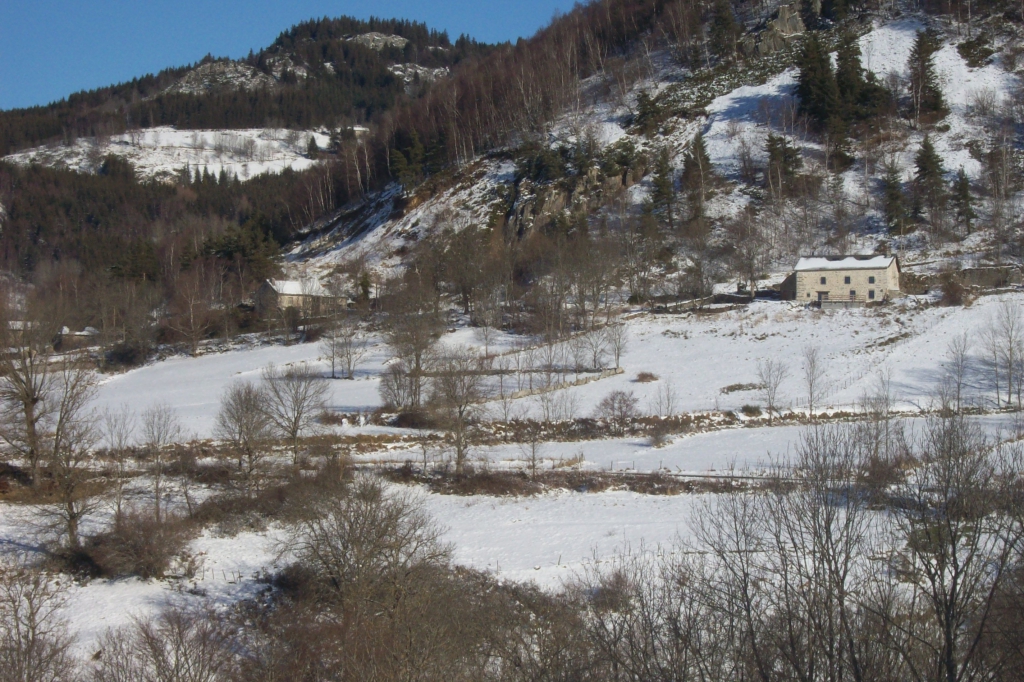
left=604, top=323, right=628, bottom=369
left=429, top=346, right=487, bottom=475
left=0, top=563, right=78, bottom=682
left=648, top=380, right=678, bottom=416
left=102, top=405, right=136, bottom=520
left=596, top=390, right=639, bottom=434
left=875, top=415, right=1024, bottom=682
left=993, top=301, right=1024, bottom=409
left=582, top=329, right=608, bottom=370
left=944, top=331, right=971, bottom=413
left=383, top=311, right=443, bottom=407
left=261, top=363, right=330, bottom=465
left=757, top=358, right=789, bottom=424
left=0, top=303, right=58, bottom=487
left=320, top=315, right=367, bottom=379
left=215, top=381, right=271, bottom=494
left=802, top=346, right=826, bottom=418
left=141, top=403, right=182, bottom=523
left=92, top=605, right=233, bottom=682
left=45, top=359, right=98, bottom=550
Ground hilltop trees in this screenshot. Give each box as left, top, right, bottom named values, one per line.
left=681, top=132, right=713, bottom=221
left=915, top=135, right=947, bottom=226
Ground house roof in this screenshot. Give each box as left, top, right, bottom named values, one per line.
left=795, top=255, right=897, bottom=272
left=267, top=279, right=327, bottom=296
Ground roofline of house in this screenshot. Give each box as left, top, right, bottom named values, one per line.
left=794, top=255, right=900, bottom=273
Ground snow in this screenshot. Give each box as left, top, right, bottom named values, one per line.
left=3, top=127, right=330, bottom=182
left=267, top=278, right=327, bottom=296
left=795, top=255, right=896, bottom=271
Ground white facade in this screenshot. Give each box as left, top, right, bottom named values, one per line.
left=794, top=256, right=900, bottom=304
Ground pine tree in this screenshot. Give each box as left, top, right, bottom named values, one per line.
left=821, top=0, right=847, bottom=20
left=881, top=162, right=907, bottom=233
left=908, top=29, right=945, bottom=125
left=710, top=0, right=741, bottom=60
left=649, top=146, right=676, bottom=229
left=681, top=132, right=713, bottom=220
left=952, top=167, right=975, bottom=235
left=835, top=32, right=865, bottom=121
left=797, top=34, right=841, bottom=127
left=765, top=133, right=801, bottom=197
left=306, top=135, right=320, bottom=159
left=914, top=135, right=947, bottom=223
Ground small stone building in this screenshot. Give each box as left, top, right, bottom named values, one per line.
left=255, top=279, right=331, bottom=316
left=793, top=256, right=900, bottom=307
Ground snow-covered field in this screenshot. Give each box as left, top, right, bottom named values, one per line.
left=3, top=127, right=331, bottom=181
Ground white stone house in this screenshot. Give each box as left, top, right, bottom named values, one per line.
left=255, top=279, right=333, bottom=316
left=793, top=256, right=900, bottom=306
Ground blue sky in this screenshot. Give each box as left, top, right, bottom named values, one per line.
left=0, top=0, right=577, bottom=110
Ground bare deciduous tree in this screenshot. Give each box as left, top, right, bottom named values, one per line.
left=802, top=346, right=826, bottom=418
left=261, top=363, right=330, bottom=465
left=141, top=403, right=182, bottom=523
left=604, top=323, right=628, bottom=369
left=429, top=346, right=487, bottom=475
left=215, top=381, right=271, bottom=494
left=102, top=405, right=136, bottom=521
left=0, top=563, right=78, bottom=682
left=757, top=358, right=789, bottom=424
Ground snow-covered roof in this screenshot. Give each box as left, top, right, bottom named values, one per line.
left=267, top=279, right=327, bottom=296
left=795, top=256, right=897, bottom=272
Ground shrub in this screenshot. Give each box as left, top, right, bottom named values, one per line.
left=741, top=404, right=763, bottom=417
left=595, top=391, right=640, bottom=434
left=635, top=372, right=659, bottom=383
left=84, top=509, right=193, bottom=579
left=940, top=271, right=967, bottom=306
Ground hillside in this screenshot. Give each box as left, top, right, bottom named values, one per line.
left=6, top=1, right=1024, bottom=679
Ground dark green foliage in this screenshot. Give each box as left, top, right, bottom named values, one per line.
left=835, top=33, right=865, bottom=120
left=914, top=135, right=947, bottom=221
left=0, top=16, right=495, bottom=157
left=709, top=0, right=741, bottom=60
left=881, top=163, right=907, bottom=233
left=681, top=133, right=713, bottom=219
left=909, top=30, right=946, bottom=122
left=797, top=34, right=841, bottom=127
left=821, top=0, right=848, bottom=21
left=518, top=144, right=569, bottom=184
left=648, top=147, right=677, bottom=228
left=600, top=138, right=642, bottom=179
left=957, top=34, right=996, bottom=68
left=633, top=92, right=672, bottom=136
left=391, top=131, right=425, bottom=190
left=306, top=136, right=320, bottom=159
left=952, top=167, right=975, bottom=235
left=765, top=133, right=801, bottom=195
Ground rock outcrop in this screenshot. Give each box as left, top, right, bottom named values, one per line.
left=740, top=4, right=805, bottom=58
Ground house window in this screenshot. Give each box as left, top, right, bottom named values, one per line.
left=807, top=292, right=811, bottom=297
left=844, top=276, right=851, bottom=284
left=820, top=276, right=827, bottom=285
left=850, top=290, right=856, bottom=299
left=868, top=276, right=876, bottom=284
left=869, top=290, right=875, bottom=300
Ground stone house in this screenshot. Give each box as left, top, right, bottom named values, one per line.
left=255, top=279, right=333, bottom=316
left=790, top=256, right=901, bottom=307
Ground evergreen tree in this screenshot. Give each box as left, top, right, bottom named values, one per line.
left=908, top=29, right=945, bottom=124
left=765, top=133, right=801, bottom=197
left=649, top=146, right=676, bottom=229
left=914, top=135, right=947, bottom=223
left=797, top=34, right=841, bottom=127
left=952, top=167, right=975, bottom=235
left=681, top=132, right=713, bottom=220
left=881, top=162, right=907, bottom=233
left=835, top=32, right=865, bottom=121
left=821, top=0, right=848, bottom=21
left=306, top=135, right=320, bottom=159
left=710, top=0, right=741, bottom=60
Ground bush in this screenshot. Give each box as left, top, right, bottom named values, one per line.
left=83, top=509, right=193, bottom=579
left=635, top=372, right=659, bottom=383
left=741, top=404, right=763, bottom=417
left=940, top=271, right=967, bottom=306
